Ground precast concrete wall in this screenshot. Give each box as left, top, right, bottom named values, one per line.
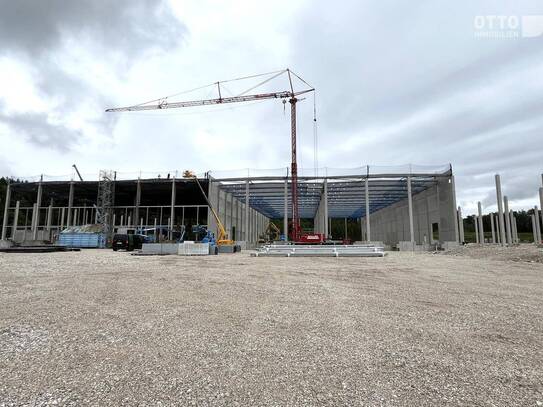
left=367, top=177, right=457, bottom=247
left=208, top=181, right=269, bottom=246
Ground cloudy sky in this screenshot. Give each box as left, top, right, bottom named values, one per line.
left=0, top=0, right=542, bottom=215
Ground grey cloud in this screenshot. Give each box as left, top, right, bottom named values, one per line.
left=0, top=0, right=185, bottom=58
left=287, top=0, right=543, bottom=207
left=0, top=0, right=186, bottom=151
left=0, top=109, right=80, bottom=152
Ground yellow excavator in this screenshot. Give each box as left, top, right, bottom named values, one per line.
left=190, top=174, right=240, bottom=253
left=259, top=222, right=281, bottom=243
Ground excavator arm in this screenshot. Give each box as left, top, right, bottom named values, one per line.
left=191, top=176, right=230, bottom=243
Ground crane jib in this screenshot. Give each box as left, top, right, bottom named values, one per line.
left=105, top=90, right=313, bottom=113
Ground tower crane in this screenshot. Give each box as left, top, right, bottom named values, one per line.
left=105, top=69, right=314, bottom=242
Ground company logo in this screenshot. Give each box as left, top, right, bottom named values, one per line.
left=474, top=15, right=543, bottom=39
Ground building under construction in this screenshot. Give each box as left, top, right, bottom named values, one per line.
left=1, top=164, right=460, bottom=250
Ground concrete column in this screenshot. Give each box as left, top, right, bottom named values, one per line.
left=67, top=181, right=74, bottom=228
left=249, top=209, right=253, bottom=244
left=31, top=179, right=43, bottom=240
left=495, top=175, right=506, bottom=246
left=224, top=191, right=230, bottom=238
left=120, top=215, right=124, bottom=227
left=531, top=214, right=537, bottom=244
left=244, top=180, right=249, bottom=242
left=365, top=178, right=371, bottom=242
left=35, top=178, right=43, bottom=230
left=237, top=199, right=242, bottom=240
left=11, top=201, right=20, bottom=239
left=477, top=202, right=484, bottom=244
left=504, top=196, right=512, bottom=245
left=46, top=204, right=53, bottom=231
left=474, top=215, right=479, bottom=244
left=31, top=205, right=38, bottom=238
left=60, top=207, right=65, bottom=231
left=255, top=211, right=258, bottom=243
left=540, top=187, right=543, bottom=235
left=170, top=177, right=176, bottom=240
left=1, top=181, right=11, bottom=240
left=283, top=179, right=288, bottom=241
left=323, top=179, right=329, bottom=238
left=407, top=176, right=414, bottom=246
left=534, top=206, right=541, bottom=244
left=457, top=206, right=465, bottom=243
left=153, top=218, right=157, bottom=241
left=30, top=203, right=37, bottom=240
left=127, top=215, right=131, bottom=228
left=253, top=210, right=257, bottom=243
left=232, top=194, right=236, bottom=240
left=494, top=214, right=502, bottom=244
left=490, top=213, right=496, bottom=243
left=508, top=210, right=513, bottom=244
left=451, top=175, right=459, bottom=243
left=135, top=179, right=141, bottom=230
left=239, top=203, right=244, bottom=242
left=511, top=211, right=518, bottom=244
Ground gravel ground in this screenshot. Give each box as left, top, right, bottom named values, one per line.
left=0, top=248, right=542, bottom=406
left=442, top=243, right=543, bottom=264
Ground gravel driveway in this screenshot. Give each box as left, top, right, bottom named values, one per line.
left=1, top=247, right=542, bottom=406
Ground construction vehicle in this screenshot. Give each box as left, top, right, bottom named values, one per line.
left=192, top=225, right=219, bottom=255
left=259, top=222, right=281, bottom=243
left=105, top=69, right=316, bottom=243
left=191, top=176, right=241, bottom=253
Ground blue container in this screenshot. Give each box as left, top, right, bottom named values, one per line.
left=58, top=233, right=106, bottom=248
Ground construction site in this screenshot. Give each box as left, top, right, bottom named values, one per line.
left=1, top=68, right=543, bottom=406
